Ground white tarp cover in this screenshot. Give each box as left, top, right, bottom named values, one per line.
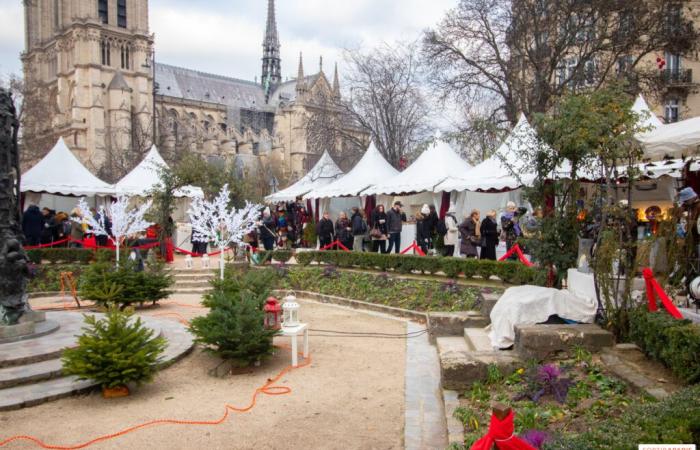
left=363, top=137, right=471, bottom=195
left=115, top=145, right=203, bottom=198
left=436, top=115, right=543, bottom=192
left=303, top=142, right=398, bottom=199
left=488, top=286, right=597, bottom=349
left=265, top=151, right=344, bottom=203
left=634, top=94, right=700, bottom=159
left=21, top=138, right=115, bottom=196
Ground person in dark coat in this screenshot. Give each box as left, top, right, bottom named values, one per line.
left=94, top=210, right=112, bottom=247
left=40, top=208, right=57, bottom=244
left=335, top=211, right=353, bottom=250
left=22, top=205, right=44, bottom=246
left=426, top=205, right=439, bottom=237
left=480, top=209, right=499, bottom=260
left=258, top=209, right=277, bottom=251
left=350, top=207, right=367, bottom=252
left=370, top=205, right=389, bottom=254
left=386, top=201, right=407, bottom=254
left=316, top=211, right=335, bottom=249
left=415, top=211, right=431, bottom=255
left=459, top=209, right=481, bottom=258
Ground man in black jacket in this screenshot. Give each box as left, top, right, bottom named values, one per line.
left=386, top=201, right=407, bottom=254
left=316, top=211, right=335, bottom=249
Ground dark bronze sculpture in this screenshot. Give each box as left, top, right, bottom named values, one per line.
left=0, top=88, right=30, bottom=325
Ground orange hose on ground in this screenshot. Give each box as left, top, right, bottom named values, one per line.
left=0, top=341, right=309, bottom=450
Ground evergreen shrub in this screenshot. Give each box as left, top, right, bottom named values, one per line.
left=61, top=308, right=166, bottom=389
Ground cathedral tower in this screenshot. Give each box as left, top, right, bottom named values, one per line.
left=261, top=0, right=281, bottom=101
left=22, top=0, right=154, bottom=174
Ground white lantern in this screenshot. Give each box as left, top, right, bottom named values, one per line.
left=282, top=291, right=300, bottom=328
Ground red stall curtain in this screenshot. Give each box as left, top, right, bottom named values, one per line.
left=439, top=191, right=451, bottom=219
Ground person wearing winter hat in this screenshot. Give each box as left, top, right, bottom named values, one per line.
left=415, top=205, right=431, bottom=254
left=443, top=204, right=459, bottom=257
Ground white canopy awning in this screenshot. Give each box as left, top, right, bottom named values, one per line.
left=436, top=115, right=544, bottom=192
left=363, top=137, right=471, bottom=196
left=21, top=138, right=115, bottom=196
left=116, top=145, right=203, bottom=198
left=265, top=151, right=344, bottom=203
left=633, top=94, right=700, bottom=159
left=303, top=142, right=398, bottom=199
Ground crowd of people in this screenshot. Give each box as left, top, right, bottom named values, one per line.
left=20, top=205, right=104, bottom=248
left=245, top=197, right=541, bottom=259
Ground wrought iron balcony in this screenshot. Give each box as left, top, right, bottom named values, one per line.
left=661, top=69, right=693, bottom=85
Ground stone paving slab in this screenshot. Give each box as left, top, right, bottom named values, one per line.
left=464, top=327, right=493, bottom=352
left=442, top=389, right=464, bottom=445
left=600, top=346, right=682, bottom=400
left=0, top=313, right=193, bottom=411
left=405, top=321, right=447, bottom=450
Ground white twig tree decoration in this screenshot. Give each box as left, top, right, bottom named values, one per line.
left=77, top=196, right=153, bottom=268
left=187, top=184, right=260, bottom=279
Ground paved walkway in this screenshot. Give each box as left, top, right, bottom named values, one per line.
left=405, top=321, right=448, bottom=450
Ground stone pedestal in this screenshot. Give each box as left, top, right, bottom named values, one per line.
left=0, top=310, right=48, bottom=343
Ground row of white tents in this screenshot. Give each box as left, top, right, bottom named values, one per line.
left=21, top=138, right=203, bottom=212
left=265, top=95, right=700, bottom=220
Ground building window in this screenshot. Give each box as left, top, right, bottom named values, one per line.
left=54, top=0, right=61, bottom=30
left=101, top=40, right=111, bottom=66
left=117, top=0, right=127, bottom=28
left=665, top=99, right=680, bottom=123
left=120, top=45, right=130, bottom=70
left=98, top=0, right=108, bottom=24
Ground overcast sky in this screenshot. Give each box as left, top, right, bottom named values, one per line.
left=0, top=0, right=455, bottom=82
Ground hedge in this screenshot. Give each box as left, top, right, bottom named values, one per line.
left=629, top=307, right=700, bottom=384
left=293, top=251, right=548, bottom=286
left=26, top=248, right=114, bottom=265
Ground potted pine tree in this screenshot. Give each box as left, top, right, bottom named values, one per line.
left=62, top=308, right=166, bottom=398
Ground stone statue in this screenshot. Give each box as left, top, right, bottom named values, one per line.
left=0, top=88, right=30, bottom=325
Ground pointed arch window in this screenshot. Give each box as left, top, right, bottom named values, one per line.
left=120, top=44, right=130, bottom=70
left=101, top=40, right=111, bottom=66
left=98, top=0, right=108, bottom=24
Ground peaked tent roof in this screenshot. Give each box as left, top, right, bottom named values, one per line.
left=303, top=142, right=399, bottom=199
left=21, top=138, right=115, bottom=196
left=116, top=145, right=203, bottom=198
left=639, top=116, right=700, bottom=159
left=265, top=151, right=344, bottom=202
left=436, top=115, right=543, bottom=192
left=632, top=95, right=664, bottom=133
left=363, top=136, right=472, bottom=196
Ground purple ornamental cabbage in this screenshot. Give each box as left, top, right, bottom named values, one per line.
left=521, top=429, right=551, bottom=449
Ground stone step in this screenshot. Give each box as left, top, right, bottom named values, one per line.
left=0, top=359, right=63, bottom=389
left=173, top=273, right=215, bottom=280
left=173, top=281, right=212, bottom=288
left=0, top=315, right=194, bottom=411
left=172, top=288, right=212, bottom=295
left=436, top=337, right=522, bottom=391
left=600, top=346, right=680, bottom=400
left=170, top=269, right=217, bottom=276
left=428, top=312, right=489, bottom=338
left=514, top=324, right=615, bottom=361
left=464, top=327, right=493, bottom=352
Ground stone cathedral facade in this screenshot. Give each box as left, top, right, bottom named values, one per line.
left=21, top=0, right=359, bottom=183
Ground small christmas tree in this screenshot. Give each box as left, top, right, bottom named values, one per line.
left=62, top=308, right=166, bottom=390
left=190, top=290, right=277, bottom=367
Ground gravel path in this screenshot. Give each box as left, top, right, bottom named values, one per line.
left=1, top=295, right=407, bottom=449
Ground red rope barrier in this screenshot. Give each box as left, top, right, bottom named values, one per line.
left=498, top=244, right=533, bottom=267
left=400, top=241, right=426, bottom=256
left=24, top=239, right=71, bottom=250
left=318, top=240, right=351, bottom=252
left=642, top=268, right=684, bottom=319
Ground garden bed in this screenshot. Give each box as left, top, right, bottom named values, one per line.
left=452, top=349, right=658, bottom=449
left=29, top=263, right=84, bottom=293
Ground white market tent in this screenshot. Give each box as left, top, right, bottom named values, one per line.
left=363, top=137, right=471, bottom=196
left=436, top=115, right=543, bottom=193
left=303, top=142, right=398, bottom=199
left=265, top=151, right=344, bottom=203
left=633, top=94, right=700, bottom=160
left=115, top=145, right=204, bottom=198
left=21, top=138, right=115, bottom=197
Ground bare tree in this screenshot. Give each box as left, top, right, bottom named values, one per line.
left=423, top=0, right=698, bottom=127
left=330, top=42, right=432, bottom=168
left=1, top=73, right=60, bottom=169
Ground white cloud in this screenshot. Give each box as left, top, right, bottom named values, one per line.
left=0, top=0, right=456, bottom=83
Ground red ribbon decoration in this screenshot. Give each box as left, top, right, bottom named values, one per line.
left=400, top=241, right=426, bottom=256
left=643, top=268, right=684, bottom=319
left=470, top=410, right=536, bottom=450
left=318, top=240, right=351, bottom=252
left=498, top=243, right=534, bottom=267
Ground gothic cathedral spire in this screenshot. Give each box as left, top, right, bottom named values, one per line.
left=296, top=52, right=307, bottom=96
left=262, top=0, right=281, bottom=101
